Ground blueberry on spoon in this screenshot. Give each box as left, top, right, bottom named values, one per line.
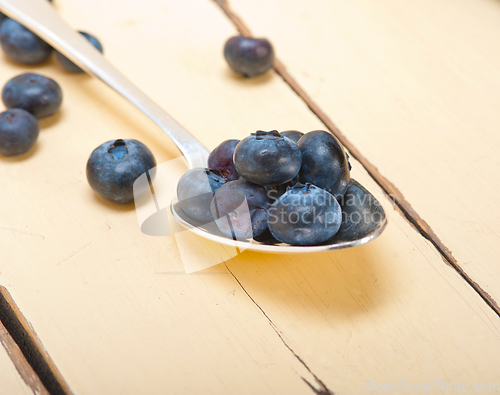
left=234, top=130, right=301, bottom=186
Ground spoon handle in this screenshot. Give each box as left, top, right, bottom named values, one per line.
left=0, top=0, right=209, bottom=168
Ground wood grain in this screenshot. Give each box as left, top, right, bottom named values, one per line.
left=221, top=0, right=500, bottom=306
left=0, top=0, right=499, bottom=394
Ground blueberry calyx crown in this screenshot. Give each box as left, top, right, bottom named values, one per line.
left=252, top=130, right=282, bottom=140
left=346, top=151, right=352, bottom=171
left=108, top=139, right=129, bottom=160
left=288, top=182, right=312, bottom=193
left=206, top=168, right=224, bottom=181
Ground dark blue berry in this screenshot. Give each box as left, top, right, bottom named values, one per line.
left=86, top=139, right=156, bottom=204
left=268, top=183, right=342, bottom=245
left=0, top=109, right=39, bottom=156
left=55, top=31, right=103, bottom=73
left=281, top=130, right=303, bottom=144
left=224, top=36, right=274, bottom=78
left=297, top=130, right=351, bottom=199
left=0, top=18, right=52, bottom=64
left=234, top=130, right=302, bottom=186
left=264, top=174, right=299, bottom=202
left=211, top=179, right=272, bottom=239
left=177, top=168, right=226, bottom=223
left=2, top=73, right=63, bottom=119
left=208, top=139, right=240, bottom=181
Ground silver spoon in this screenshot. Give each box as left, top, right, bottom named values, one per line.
left=0, top=0, right=387, bottom=253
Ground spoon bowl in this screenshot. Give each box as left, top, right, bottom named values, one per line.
left=171, top=180, right=386, bottom=253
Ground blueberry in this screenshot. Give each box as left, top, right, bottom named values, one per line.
left=281, top=130, right=303, bottom=144
left=297, top=130, right=351, bottom=199
left=2, top=73, right=63, bottom=119
left=234, top=130, right=302, bottom=186
left=86, top=139, right=156, bottom=204
left=224, top=36, right=274, bottom=78
left=177, top=168, right=226, bottom=223
left=268, top=183, right=342, bottom=246
left=55, top=31, right=103, bottom=73
left=0, top=14, right=5, bottom=25
left=0, top=108, right=39, bottom=156
left=208, top=139, right=240, bottom=181
left=264, top=175, right=299, bottom=202
left=0, top=18, right=52, bottom=64
left=211, top=179, right=272, bottom=239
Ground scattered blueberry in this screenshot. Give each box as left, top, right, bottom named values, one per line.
left=86, top=139, right=156, bottom=204
left=0, top=18, right=52, bottom=64
left=211, top=179, right=272, bottom=239
left=281, top=130, right=303, bottom=144
left=177, top=168, right=226, bottom=223
left=208, top=139, right=240, bottom=181
left=55, top=31, right=103, bottom=73
left=2, top=73, right=63, bottom=119
left=268, top=183, right=342, bottom=245
left=0, top=108, right=39, bottom=156
left=234, top=130, right=302, bottom=186
left=224, top=36, right=274, bottom=78
left=297, top=130, right=351, bottom=199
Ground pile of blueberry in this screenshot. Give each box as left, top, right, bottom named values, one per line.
left=0, top=1, right=103, bottom=157
left=177, top=130, right=352, bottom=246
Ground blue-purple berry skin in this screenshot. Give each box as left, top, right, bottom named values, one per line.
left=55, top=31, right=103, bottom=73
left=211, top=179, right=272, bottom=239
left=268, top=183, right=342, bottom=246
left=2, top=73, right=63, bottom=119
left=281, top=130, right=303, bottom=144
left=208, top=139, right=240, bottom=181
left=0, top=18, right=52, bottom=64
left=0, top=109, right=39, bottom=156
left=177, top=168, right=226, bottom=223
left=297, top=130, right=351, bottom=199
left=224, top=36, right=274, bottom=78
left=86, top=139, right=156, bottom=204
left=234, top=130, right=302, bottom=186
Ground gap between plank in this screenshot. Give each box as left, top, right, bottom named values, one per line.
left=211, top=0, right=500, bottom=314
left=0, top=286, right=74, bottom=395
left=0, top=317, right=49, bottom=395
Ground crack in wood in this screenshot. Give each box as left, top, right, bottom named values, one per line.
left=0, top=319, right=49, bottom=395
left=224, top=263, right=335, bottom=395
left=0, top=287, right=74, bottom=395
left=212, top=0, right=500, bottom=319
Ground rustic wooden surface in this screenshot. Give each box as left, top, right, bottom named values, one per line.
left=0, top=0, right=499, bottom=394
left=0, top=319, right=48, bottom=395
left=226, top=0, right=500, bottom=303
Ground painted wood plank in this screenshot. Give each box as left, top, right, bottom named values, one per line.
left=0, top=0, right=498, bottom=394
